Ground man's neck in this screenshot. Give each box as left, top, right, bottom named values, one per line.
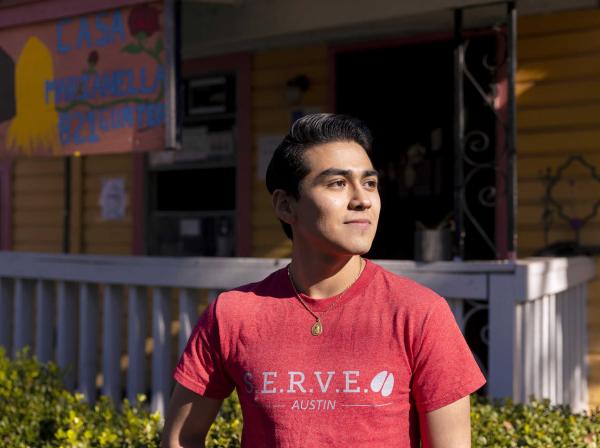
left=288, top=251, right=363, bottom=300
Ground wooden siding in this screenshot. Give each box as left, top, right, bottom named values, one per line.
left=250, top=45, right=331, bottom=257
left=11, top=154, right=134, bottom=255
left=79, top=154, right=133, bottom=255
left=12, top=157, right=64, bottom=252
left=518, top=9, right=600, bottom=408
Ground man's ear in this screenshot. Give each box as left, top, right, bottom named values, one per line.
left=272, top=189, right=296, bottom=225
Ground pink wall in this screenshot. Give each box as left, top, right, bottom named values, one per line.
left=0, top=0, right=152, bottom=30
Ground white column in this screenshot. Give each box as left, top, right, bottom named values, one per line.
left=0, top=279, right=13, bottom=353
left=178, top=288, right=197, bottom=356
left=533, top=299, right=542, bottom=399
left=14, top=278, right=35, bottom=356
left=548, top=293, right=557, bottom=405
left=79, top=283, right=99, bottom=403
left=103, top=285, right=122, bottom=404
left=127, top=286, right=147, bottom=403
left=565, top=288, right=574, bottom=406
left=35, top=280, right=55, bottom=363
left=524, top=301, right=534, bottom=402
left=488, top=273, right=517, bottom=399
left=581, top=284, right=589, bottom=411
left=541, top=294, right=550, bottom=399
left=513, top=302, right=523, bottom=402
left=575, top=284, right=587, bottom=412
left=57, top=281, right=78, bottom=390
left=555, top=292, right=564, bottom=405
left=152, top=287, right=171, bottom=415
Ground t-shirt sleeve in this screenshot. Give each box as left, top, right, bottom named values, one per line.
left=411, top=297, right=486, bottom=413
left=173, top=299, right=235, bottom=400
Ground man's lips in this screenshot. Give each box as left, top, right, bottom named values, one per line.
left=344, top=219, right=371, bottom=225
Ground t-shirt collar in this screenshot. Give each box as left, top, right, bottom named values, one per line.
left=284, top=258, right=375, bottom=312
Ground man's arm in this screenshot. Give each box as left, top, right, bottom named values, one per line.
left=161, top=383, right=223, bottom=448
left=419, top=395, right=472, bottom=448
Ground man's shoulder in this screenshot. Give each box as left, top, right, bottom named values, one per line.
left=214, top=267, right=288, bottom=308
left=369, top=261, right=446, bottom=310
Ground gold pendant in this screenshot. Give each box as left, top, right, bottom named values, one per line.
left=311, top=320, right=323, bottom=336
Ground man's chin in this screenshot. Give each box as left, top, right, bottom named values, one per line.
left=339, top=242, right=374, bottom=257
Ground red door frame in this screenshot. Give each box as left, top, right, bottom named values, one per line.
left=181, top=53, right=253, bottom=257
left=329, top=28, right=509, bottom=259
left=0, top=161, right=12, bottom=250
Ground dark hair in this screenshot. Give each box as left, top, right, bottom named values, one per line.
left=265, top=113, right=373, bottom=240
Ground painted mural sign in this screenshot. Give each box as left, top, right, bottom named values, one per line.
left=0, top=2, right=166, bottom=156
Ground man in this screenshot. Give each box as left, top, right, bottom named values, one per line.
left=162, top=114, right=485, bottom=447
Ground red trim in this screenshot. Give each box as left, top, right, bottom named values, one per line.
left=494, top=29, right=510, bottom=260
left=331, top=29, right=496, bottom=56
left=236, top=56, right=252, bottom=257
left=0, top=0, right=153, bottom=30
left=333, top=32, right=453, bottom=55
left=132, top=152, right=145, bottom=255
left=0, top=161, right=13, bottom=250
left=183, top=53, right=253, bottom=257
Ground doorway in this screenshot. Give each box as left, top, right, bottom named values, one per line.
left=335, top=34, right=498, bottom=260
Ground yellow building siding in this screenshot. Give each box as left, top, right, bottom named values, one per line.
left=518, top=9, right=600, bottom=408
left=250, top=45, right=331, bottom=257
left=12, top=157, right=64, bottom=252
left=11, top=154, right=134, bottom=255
left=80, top=154, right=133, bottom=255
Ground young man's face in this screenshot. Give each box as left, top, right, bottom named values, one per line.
left=290, top=140, right=381, bottom=257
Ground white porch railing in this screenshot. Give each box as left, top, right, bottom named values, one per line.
left=0, top=252, right=595, bottom=414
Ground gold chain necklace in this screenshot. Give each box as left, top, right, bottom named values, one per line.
left=287, top=258, right=364, bottom=336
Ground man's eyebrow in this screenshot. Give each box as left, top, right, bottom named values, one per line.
left=363, top=169, right=379, bottom=178
left=315, top=168, right=379, bottom=180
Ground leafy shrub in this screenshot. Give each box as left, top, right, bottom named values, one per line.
left=472, top=396, right=600, bottom=447
left=3, top=348, right=600, bottom=447
left=206, top=392, right=242, bottom=448
left=206, top=394, right=600, bottom=447
left=0, top=348, right=160, bottom=447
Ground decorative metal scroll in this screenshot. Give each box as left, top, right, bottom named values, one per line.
left=463, top=300, right=489, bottom=382
left=449, top=297, right=489, bottom=389
left=541, top=155, right=600, bottom=244
left=454, top=3, right=516, bottom=260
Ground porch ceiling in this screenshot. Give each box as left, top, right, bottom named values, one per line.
left=182, top=0, right=596, bottom=57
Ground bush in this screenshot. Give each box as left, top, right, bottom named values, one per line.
left=206, top=394, right=600, bottom=447
left=0, top=348, right=160, bottom=447
left=205, top=391, right=242, bottom=448
left=472, top=396, right=600, bottom=447
left=3, top=349, right=600, bottom=447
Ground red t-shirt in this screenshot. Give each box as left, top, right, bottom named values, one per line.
left=174, top=259, right=485, bottom=447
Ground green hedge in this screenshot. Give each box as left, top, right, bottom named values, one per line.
left=2, top=348, right=599, bottom=447
left=472, top=397, right=600, bottom=447
left=0, top=348, right=161, bottom=447
left=206, top=394, right=600, bottom=448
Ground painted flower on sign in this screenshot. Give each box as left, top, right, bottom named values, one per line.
left=121, top=4, right=163, bottom=65
left=128, top=4, right=161, bottom=38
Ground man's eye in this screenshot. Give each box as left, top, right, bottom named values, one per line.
left=329, top=180, right=346, bottom=188
left=364, top=180, right=378, bottom=189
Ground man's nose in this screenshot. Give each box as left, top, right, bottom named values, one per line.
left=349, top=187, right=372, bottom=210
